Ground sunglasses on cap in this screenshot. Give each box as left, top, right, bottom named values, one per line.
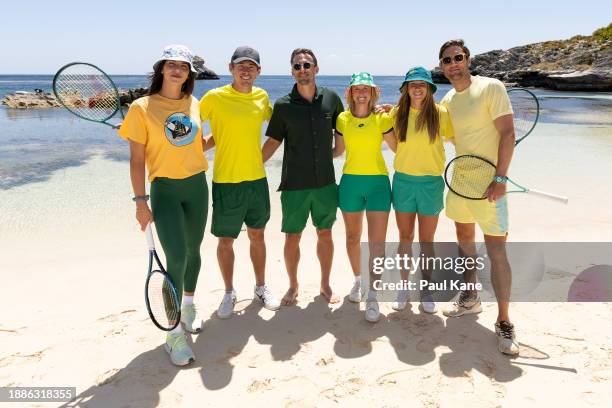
left=293, top=62, right=313, bottom=71
left=440, top=53, right=467, bottom=65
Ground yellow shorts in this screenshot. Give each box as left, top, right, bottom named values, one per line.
left=445, top=192, right=509, bottom=236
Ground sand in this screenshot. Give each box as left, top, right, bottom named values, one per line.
left=1, top=121, right=611, bottom=407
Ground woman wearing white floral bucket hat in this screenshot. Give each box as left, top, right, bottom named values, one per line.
left=118, top=44, right=208, bottom=366
left=333, top=72, right=397, bottom=323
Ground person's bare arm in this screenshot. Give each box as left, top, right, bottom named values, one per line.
left=262, top=137, right=282, bottom=163
left=485, top=114, right=515, bottom=202
left=383, top=130, right=397, bottom=153
left=128, top=140, right=152, bottom=231
left=202, top=133, right=215, bottom=152
left=333, top=132, right=345, bottom=157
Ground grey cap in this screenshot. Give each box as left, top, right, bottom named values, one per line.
left=231, top=46, right=260, bottom=67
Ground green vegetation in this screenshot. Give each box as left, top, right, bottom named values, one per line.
left=592, top=23, right=612, bottom=42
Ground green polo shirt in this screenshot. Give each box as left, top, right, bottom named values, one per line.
left=266, top=85, right=344, bottom=191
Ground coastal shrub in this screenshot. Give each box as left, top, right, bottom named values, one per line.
left=592, top=23, right=612, bottom=42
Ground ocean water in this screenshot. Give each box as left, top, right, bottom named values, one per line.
left=0, top=75, right=611, bottom=190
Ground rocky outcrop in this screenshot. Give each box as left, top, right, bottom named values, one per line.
left=1, top=88, right=149, bottom=109
left=193, top=55, right=219, bottom=80
left=432, top=23, right=612, bottom=91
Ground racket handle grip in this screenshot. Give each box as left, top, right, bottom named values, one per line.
left=527, top=189, right=569, bottom=204
left=145, top=223, right=156, bottom=250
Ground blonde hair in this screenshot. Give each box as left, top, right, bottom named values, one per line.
left=347, top=86, right=379, bottom=115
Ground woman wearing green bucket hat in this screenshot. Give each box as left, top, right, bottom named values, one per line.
left=333, top=71, right=397, bottom=323
left=389, top=66, right=454, bottom=314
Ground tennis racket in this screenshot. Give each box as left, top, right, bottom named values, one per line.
left=508, top=88, right=539, bottom=146
left=444, top=155, right=568, bottom=203
left=144, top=223, right=181, bottom=331
left=52, top=62, right=124, bottom=128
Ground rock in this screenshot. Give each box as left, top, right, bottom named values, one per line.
left=432, top=23, right=612, bottom=91
left=192, top=55, right=219, bottom=80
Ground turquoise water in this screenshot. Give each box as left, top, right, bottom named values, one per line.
left=1, top=75, right=611, bottom=190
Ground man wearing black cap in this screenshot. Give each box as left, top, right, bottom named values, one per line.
left=200, top=46, right=280, bottom=319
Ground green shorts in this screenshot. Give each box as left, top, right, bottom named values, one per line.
left=339, top=174, right=391, bottom=212
left=211, top=177, right=270, bottom=238
left=281, top=183, right=338, bottom=233
left=392, top=172, right=444, bottom=216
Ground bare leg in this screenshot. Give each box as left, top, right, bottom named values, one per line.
left=395, top=212, right=417, bottom=281
left=247, top=227, right=266, bottom=286
left=342, top=211, right=364, bottom=277
left=317, top=228, right=339, bottom=303
left=366, top=211, right=389, bottom=295
left=417, top=214, right=440, bottom=283
left=282, top=233, right=301, bottom=305
left=484, top=234, right=511, bottom=322
left=455, top=222, right=478, bottom=297
left=217, top=237, right=235, bottom=292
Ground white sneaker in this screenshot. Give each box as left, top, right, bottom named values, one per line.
left=348, top=277, right=361, bottom=303
left=254, top=285, right=280, bottom=311
left=420, top=291, right=438, bottom=314
left=392, top=290, right=409, bottom=311
left=181, top=304, right=203, bottom=333
left=442, top=290, right=482, bottom=317
left=365, top=297, right=380, bottom=323
left=217, top=291, right=237, bottom=319
left=165, top=332, right=195, bottom=366
left=495, top=321, right=520, bottom=356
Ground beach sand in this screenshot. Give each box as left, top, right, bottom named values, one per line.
left=1, top=122, right=611, bottom=407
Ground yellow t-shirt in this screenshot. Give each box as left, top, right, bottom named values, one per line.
left=335, top=111, right=393, bottom=175
left=200, top=84, right=273, bottom=183
left=392, top=104, right=454, bottom=176
left=440, top=75, right=513, bottom=164
left=118, top=94, right=208, bottom=182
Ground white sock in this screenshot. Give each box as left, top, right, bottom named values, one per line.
left=182, top=295, right=194, bottom=306
left=354, top=275, right=361, bottom=284
left=170, top=325, right=183, bottom=335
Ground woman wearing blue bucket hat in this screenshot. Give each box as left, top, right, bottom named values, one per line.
left=389, top=66, right=454, bottom=313
left=333, top=72, right=397, bottom=323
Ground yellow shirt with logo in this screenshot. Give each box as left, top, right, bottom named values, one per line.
left=200, top=84, right=273, bottom=183
left=118, top=94, right=208, bottom=182
left=391, top=104, right=454, bottom=176
left=440, top=75, right=513, bottom=164
left=335, top=111, right=393, bottom=175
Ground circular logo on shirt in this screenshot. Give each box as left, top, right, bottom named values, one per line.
left=164, top=112, right=196, bottom=146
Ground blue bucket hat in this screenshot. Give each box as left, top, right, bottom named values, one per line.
left=400, top=66, right=437, bottom=93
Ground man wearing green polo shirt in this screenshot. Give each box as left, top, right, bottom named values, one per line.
left=262, top=48, right=344, bottom=305
left=200, top=46, right=280, bottom=318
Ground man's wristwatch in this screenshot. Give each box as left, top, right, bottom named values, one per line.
left=493, top=175, right=508, bottom=183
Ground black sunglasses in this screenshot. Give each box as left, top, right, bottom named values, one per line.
left=440, top=53, right=467, bottom=65
left=293, top=62, right=313, bottom=71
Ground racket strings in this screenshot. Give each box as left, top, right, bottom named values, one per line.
left=147, top=271, right=180, bottom=328
left=54, top=65, right=119, bottom=121
left=509, top=90, right=538, bottom=140
left=446, top=156, right=496, bottom=199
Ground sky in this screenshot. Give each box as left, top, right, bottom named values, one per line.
left=2, top=0, right=610, bottom=75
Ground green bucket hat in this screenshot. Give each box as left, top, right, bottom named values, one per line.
left=349, top=71, right=376, bottom=87
left=400, top=66, right=437, bottom=93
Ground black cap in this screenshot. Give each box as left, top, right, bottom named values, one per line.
left=230, top=46, right=260, bottom=67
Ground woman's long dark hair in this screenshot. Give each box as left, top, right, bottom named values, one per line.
left=148, top=61, right=196, bottom=96
left=395, top=84, right=439, bottom=143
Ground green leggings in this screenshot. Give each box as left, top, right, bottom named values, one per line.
left=151, top=171, right=208, bottom=303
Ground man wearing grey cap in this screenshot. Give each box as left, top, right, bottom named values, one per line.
left=200, top=46, right=281, bottom=318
